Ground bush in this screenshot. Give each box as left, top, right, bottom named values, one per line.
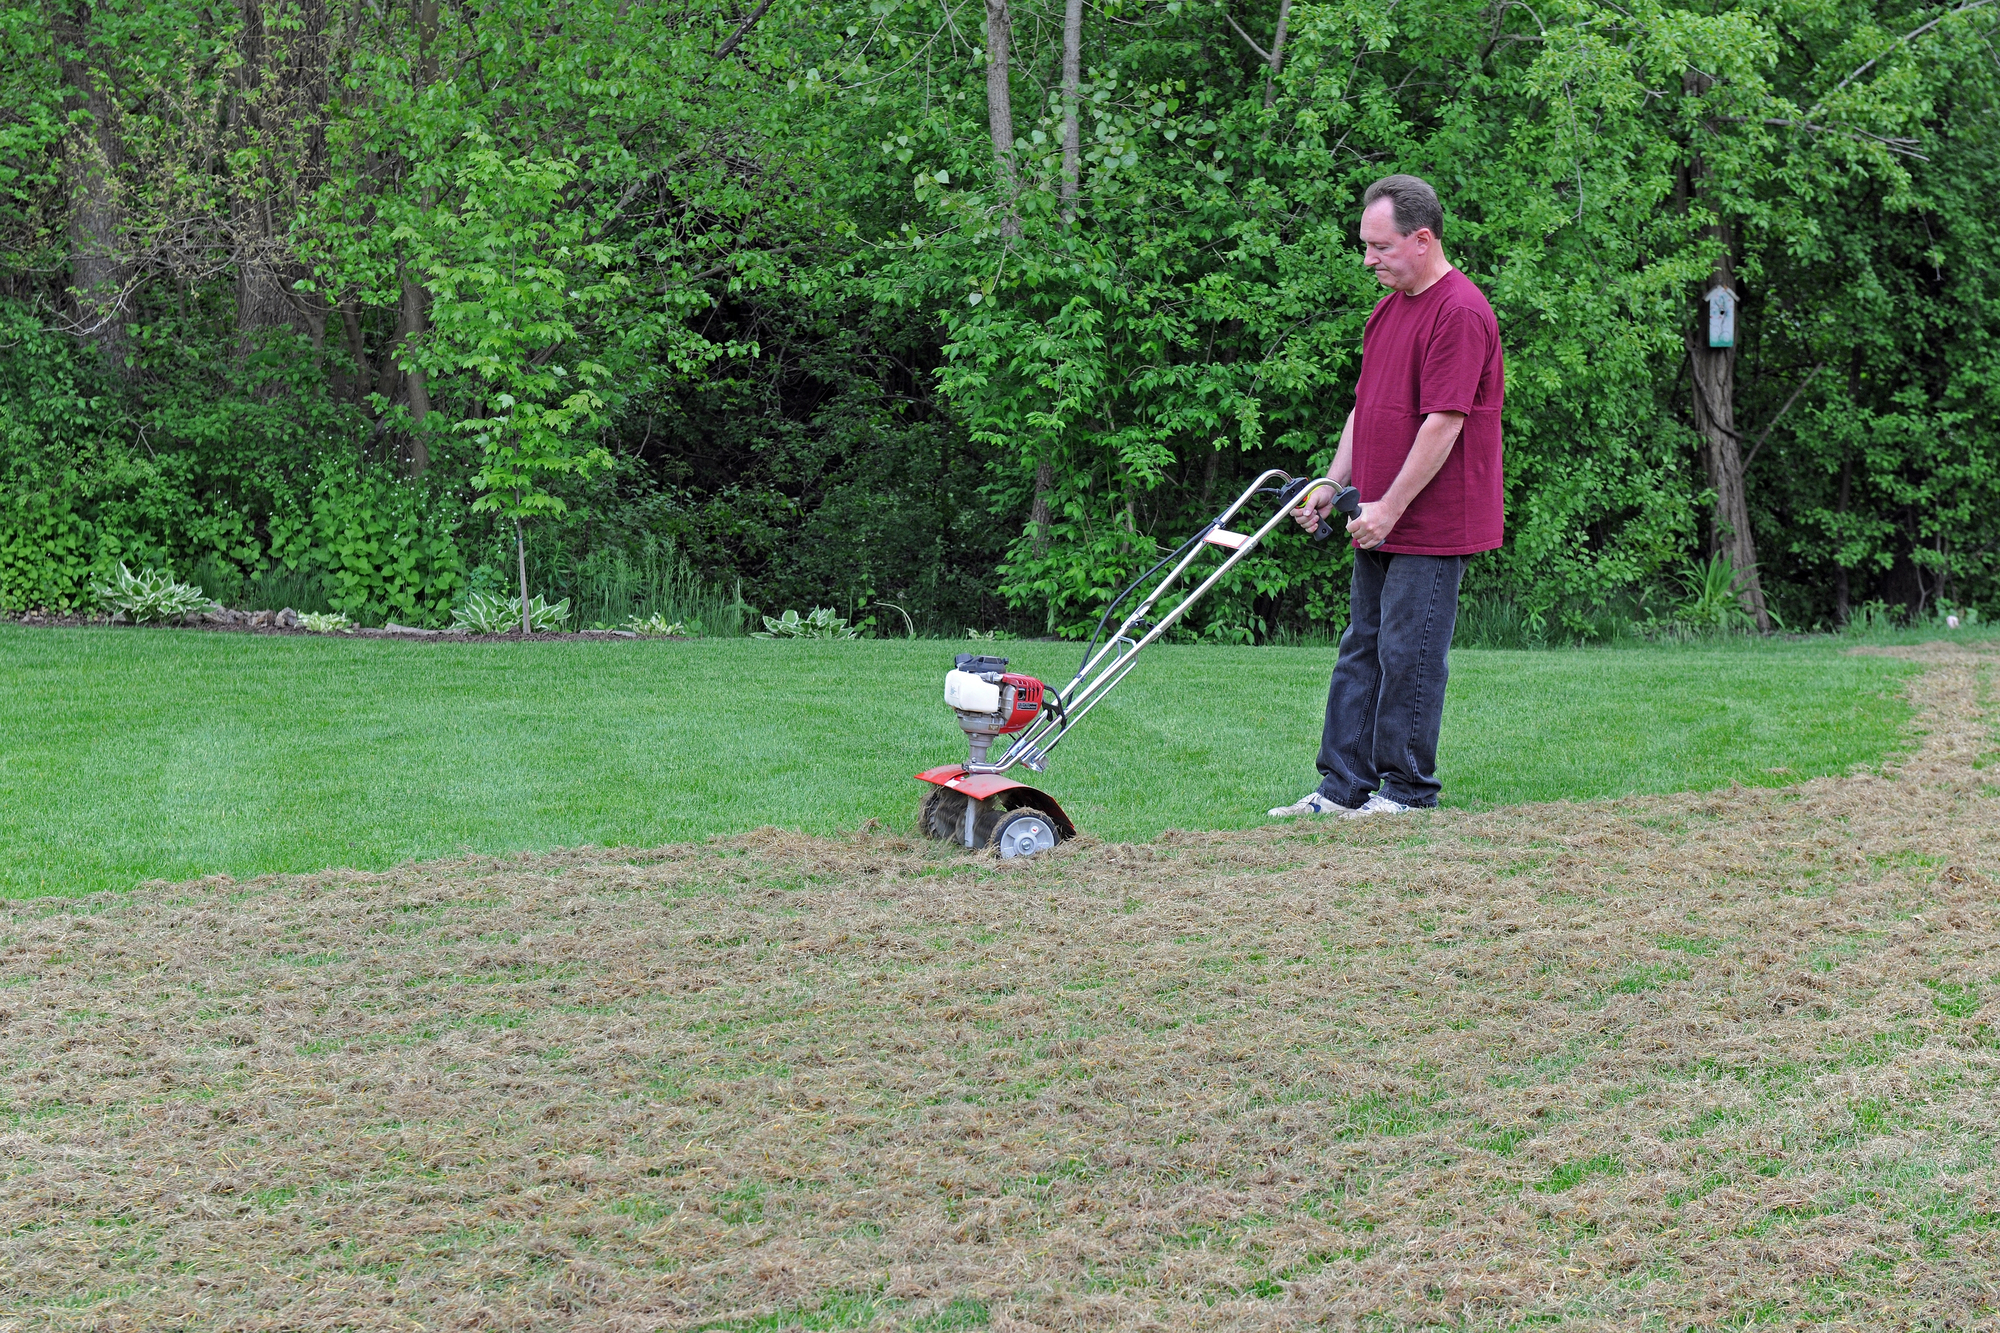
left=187, top=553, right=247, bottom=610
left=275, top=470, right=468, bottom=627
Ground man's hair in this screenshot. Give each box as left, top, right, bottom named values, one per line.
left=1362, top=174, right=1444, bottom=241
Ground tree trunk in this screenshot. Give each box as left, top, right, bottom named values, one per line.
left=984, top=0, right=1019, bottom=238
left=1834, top=452, right=1851, bottom=624
left=1679, top=82, right=1769, bottom=633
left=55, top=2, right=128, bottom=374
left=1262, top=0, right=1293, bottom=109
left=341, top=303, right=373, bottom=404
left=516, top=515, right=532, bottom=635
left=229, top=0, right=288, bottom=352
left=398, top=264, right=431, bottom=473
left=414, top=0, right=439, bottom=82
left=231, top=0, right=331, bottom=358
left=393, top=0, right=438, bottom=474
left=1688, top=298, right=1769, bottom=630
left=1029, top=458, right=1054, bottom=556
left=1058, top=0, right=1082, bottom=222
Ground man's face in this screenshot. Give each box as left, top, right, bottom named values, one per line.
left=1359, top=198, right=1433, bottom=293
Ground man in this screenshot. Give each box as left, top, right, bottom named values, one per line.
left=1270, top=174, right=1504, bottom=819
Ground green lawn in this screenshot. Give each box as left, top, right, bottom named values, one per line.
left=0, top=627, right=1918, bottom=897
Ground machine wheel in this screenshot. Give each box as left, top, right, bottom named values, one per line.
left=989, top=808, right=1059, bottom=859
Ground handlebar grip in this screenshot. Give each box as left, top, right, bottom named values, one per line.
left=1311, top=485, right=1363, bottom=542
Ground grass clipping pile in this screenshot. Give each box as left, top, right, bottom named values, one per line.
left=6, top=646, right=2000, bottom=1331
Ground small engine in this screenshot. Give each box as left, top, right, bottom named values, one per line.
left=944, top=653, right=1046, bottom=765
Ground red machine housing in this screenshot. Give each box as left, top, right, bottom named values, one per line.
left=996, top=673, right=1044, bottom=733
left=913, top=766, right=1076, bottom=841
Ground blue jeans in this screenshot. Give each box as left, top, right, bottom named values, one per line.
left=1316, top=549, right=1466, bottom=808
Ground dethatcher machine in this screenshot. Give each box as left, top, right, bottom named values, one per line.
left=916, top=470, right=1361, bottom=858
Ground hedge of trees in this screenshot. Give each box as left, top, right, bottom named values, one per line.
left=1, top=0, right=1994, bottom=635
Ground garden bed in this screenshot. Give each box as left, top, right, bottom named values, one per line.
left=10, top=609, right=682, bottom=641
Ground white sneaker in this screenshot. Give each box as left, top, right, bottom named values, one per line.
left=1268, top=791, right=1358, bottom=818
left=1344, top=793, right=1417, bottom=817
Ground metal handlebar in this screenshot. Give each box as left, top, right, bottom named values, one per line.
left=968, top=471, right=1356, bottom=776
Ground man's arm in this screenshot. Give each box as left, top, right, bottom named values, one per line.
left=1327, top=409, right=1356, bottom=488
left=1291, top=409, right=1356, bottom=533
left=1345, top=410, right=1465, bottom=549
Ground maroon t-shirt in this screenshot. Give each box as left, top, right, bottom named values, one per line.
left=1351, top=268, right=1505, bottom=555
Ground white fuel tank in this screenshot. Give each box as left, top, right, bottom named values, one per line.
left=944, top=669, right=1003, bottom=715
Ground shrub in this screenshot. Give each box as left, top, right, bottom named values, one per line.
left=91, top=564, right=212, bottom=623
left=269, top=470, right=467, bottom=628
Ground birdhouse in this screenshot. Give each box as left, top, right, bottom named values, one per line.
left=1706, top=284, right=1736, bottom=348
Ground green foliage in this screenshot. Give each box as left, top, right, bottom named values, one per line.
left=415, top=148, right=622, bottom=529
left=0, top=0, right=1993, bottom=636
left=848, top=0, right=1998, bottom=634
left=754, top=607, right=859, bottom=640
left=452, top=592, right=571, bottom=635
left=0, top=485, right=97, bottom=613
left=0, top=309, right=138, bottom=612
left=283, top=471, right=468, bottom=628
left=298, top=611, right=353, bottom=633
left=90, top=564, right=211, bottom=623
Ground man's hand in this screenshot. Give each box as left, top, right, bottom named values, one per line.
left=1291, top=486, right=1335, bottom=535
left=1346, top=499, right=1402, bottom=549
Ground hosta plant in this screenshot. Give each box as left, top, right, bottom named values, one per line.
left=299, top=612, right=354, bottom=633
left=623, top=612, right=689, bottom=636
left=452, top=591, right=571, bottom=634
left=754, top=607, right=859, bottom=640
left=91, top=565, right=213, bottom=623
